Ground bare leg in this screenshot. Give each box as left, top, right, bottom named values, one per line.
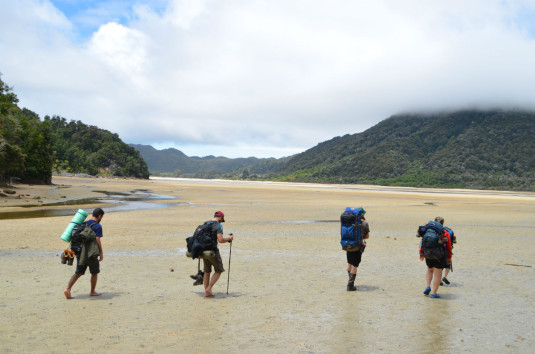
left=90, top=274, right=101, bottom=296
left=432, top=268, right=442, bottom=295
left=205, top=272, right=221, bottom=297
left=203, top=271, right=211, bottom=288
left=349, top=265, right=357, bottom=275
left=64, top=273, right=82, bottom=299
left=426, top=268, right=433, bottom=287
left=204, top=271, right=212, bottom=296
left=443, top=268, right=450, bottom=278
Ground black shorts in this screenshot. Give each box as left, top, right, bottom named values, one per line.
left=425, top=257, right=446, bottom=269
left=346, top=250, right=362, bottom=267
left=75, top=255, right=100, bottom=275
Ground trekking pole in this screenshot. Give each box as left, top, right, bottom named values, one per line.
left=226, top=237, right=233, bottom=295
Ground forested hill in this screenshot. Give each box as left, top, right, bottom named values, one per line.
left=48, top=117, right=149, bottom=179
left=131, top=144, right=288, bottom=178
left=277, top=110, right=535, bottom=190
left=0, top=75, right=149, bottom=184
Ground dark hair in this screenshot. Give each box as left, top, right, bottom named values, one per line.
left=93, top=208, right=105, bottom=218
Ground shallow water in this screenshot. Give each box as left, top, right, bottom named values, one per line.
left=0, top=190, right=178, bottom=220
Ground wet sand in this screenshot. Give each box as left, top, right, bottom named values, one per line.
left=1, top=176, right=534, bottom=353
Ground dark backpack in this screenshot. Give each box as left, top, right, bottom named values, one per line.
left=70, top=221, right=96, bottom=254
left=186, top=221, right=218, bottom=259
left=420, top=221, right=445, bottom=260
left=340, top=208, right=363, bottom=251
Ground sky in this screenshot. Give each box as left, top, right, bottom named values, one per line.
left=1, top=0, right=535, bottom=158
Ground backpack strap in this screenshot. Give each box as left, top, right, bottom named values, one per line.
left=354, top=214, right=361, bottom=244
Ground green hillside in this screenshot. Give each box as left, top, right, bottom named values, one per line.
left=131, top=144, right=288, bottom=178
left=0, top=75, right=149, bottom=184
left=48, top=117, right=149, bottom=179
left=277, top=110, right=535, bottom=190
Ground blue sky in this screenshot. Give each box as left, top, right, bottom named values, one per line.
left=1, top=0, right=535, bottom=158
left=49, top=0, right=168, bottom=38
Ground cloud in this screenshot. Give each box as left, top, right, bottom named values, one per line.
left=1, top=0, right=535, bottom=158
left=88, top=22, right=148, bottom=80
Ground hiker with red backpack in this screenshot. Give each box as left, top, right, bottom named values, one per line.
left=435, top=216, right=455, bottom=285
left=418, top=218, right=452, bottom=298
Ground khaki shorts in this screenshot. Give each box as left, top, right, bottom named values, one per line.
left=203, top=249, right=225, bottom=273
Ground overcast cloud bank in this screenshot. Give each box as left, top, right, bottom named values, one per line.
left=1, top=0, right=535, bottom=158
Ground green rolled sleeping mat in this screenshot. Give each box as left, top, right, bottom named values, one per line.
left=186, top=250, right=216, bottom=260
left=60, top=209, right=89, bottom=242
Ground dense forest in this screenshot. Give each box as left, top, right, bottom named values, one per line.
left=48, top=117, right=149, bottom=179
left=1, top=76, right=54, bottom=184
left=0, top=75, right=149, bottom=185
left=276, top=110, right=535, bottom=190
left=135, top=110, right=535, bottom=191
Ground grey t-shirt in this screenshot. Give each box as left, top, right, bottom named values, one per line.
left=209, top=221, right=223, bottom=249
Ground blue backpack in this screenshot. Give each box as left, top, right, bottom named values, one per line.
left=340, top=207, right=364, bottom=251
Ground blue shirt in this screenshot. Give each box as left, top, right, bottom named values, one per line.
left=85, top=220, right=103, bottom=237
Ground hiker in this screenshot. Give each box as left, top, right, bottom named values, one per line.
left=419, top=219, right=452, bottom=298
left=435, top=216, right=454, bottom=285
left=340, top=207, right=370, bottom=291
left=203, top=211, right=234, bottom=297
left=64, top=208, right=105, bottom=299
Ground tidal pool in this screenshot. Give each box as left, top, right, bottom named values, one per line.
left=0, top=189, right=179, bottom=220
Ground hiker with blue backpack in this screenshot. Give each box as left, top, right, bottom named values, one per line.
left=417, top=218, right=452, bottom=298
left=340, top=207, right=370, bottom=291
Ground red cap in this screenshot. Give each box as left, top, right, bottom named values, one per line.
left=214, top=211, right=225, bottom=222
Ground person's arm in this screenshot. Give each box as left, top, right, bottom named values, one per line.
left=362, top=220, right=370, bottom=239
left=217, top=233, right=234, bottom=243
left=96, top=237, right=103, bottom=261
left=445, top=234, right=452, bottom=263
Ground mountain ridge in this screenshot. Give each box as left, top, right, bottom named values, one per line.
left=133, top=109, right=535, bottom=191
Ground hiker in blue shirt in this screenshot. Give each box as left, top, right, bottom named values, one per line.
left=64, top=208, right=105, bottom=299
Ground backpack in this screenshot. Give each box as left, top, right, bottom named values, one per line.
left=70, top=221, right=96, bottom=255
left=186, top=221, right=218, bottom=259
left=340, top=208, right=363, bottom=251
left=444, top=227, right=456, bottom=247
left=420, top=221, right=445, bottom=260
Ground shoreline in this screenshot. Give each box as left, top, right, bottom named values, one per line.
left=3, top=175, right=534, bottom=213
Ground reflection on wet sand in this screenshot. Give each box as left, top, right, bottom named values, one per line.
left=0, top=189, right=178, bottom=220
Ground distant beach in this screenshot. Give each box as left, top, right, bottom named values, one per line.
left=1, top=176, right=534, bottom=353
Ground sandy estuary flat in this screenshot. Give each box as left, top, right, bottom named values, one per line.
left=1, top=176, right=534, bottom=353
